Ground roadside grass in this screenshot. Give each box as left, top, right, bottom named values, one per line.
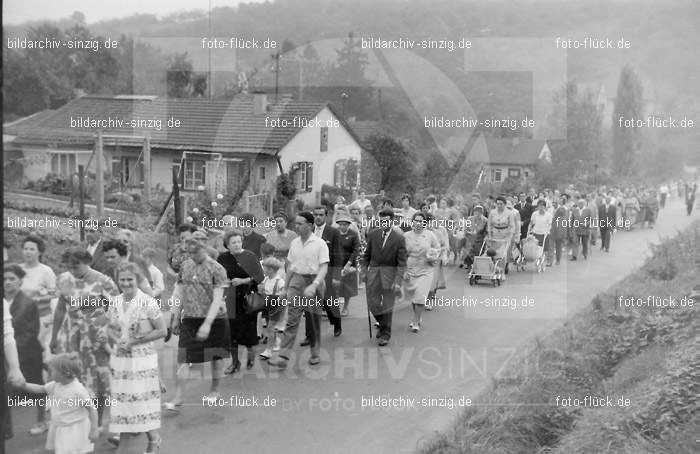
left=418, top=221, right=699, bottom=454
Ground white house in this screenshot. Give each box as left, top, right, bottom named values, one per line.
left=4, top=93, right=364, bottom=211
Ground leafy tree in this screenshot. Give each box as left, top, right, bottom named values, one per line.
left=165, top=52, right=208, bottom=98
left=421, top=152, right=452, bottom=195
left=545, top=81, right=603, bottom=179
left=166, top=53, right=194, bottom=98
left=64, top=24, right=121, bottom=94
left=363, top=134, right=414, bottom=194
left=612, top=65, right=644, bottom=177
left=326, top=32, right=374, bottom=119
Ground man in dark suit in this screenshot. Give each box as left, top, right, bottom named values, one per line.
left=550, top=195, right=569, bottom=265
left=569, top=198, right=592, bottom=260
left=514, top=193, right=533, bottom=240
left=301, top=206, right=343, bottom=344
left=359, top=208, right=406, bottom=346
left=598, top=195, right=616, bottom=252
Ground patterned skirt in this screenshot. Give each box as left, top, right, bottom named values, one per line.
left=109, top=343, right=161, bottom=433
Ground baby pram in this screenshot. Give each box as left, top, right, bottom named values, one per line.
left=521, top=234, right=547, bottom=273
left=468, top=238, right=510, bottom=287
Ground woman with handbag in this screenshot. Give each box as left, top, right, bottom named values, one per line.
left=107, top=262, right=166, bottom=454
left=217, top=230, right=264, bottom=373
left=335, top=211, right=361, bottom=317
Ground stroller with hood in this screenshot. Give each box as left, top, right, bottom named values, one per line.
left=468, top=237, right=510, bottom=287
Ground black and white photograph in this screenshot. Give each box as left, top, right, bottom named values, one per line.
left=2, top=0, right=699, bottom=453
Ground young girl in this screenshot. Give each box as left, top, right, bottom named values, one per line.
left=258, top=257, right=286, bottom=360
left=23, top=353, right=99, bottom=454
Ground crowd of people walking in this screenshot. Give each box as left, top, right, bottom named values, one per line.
left=3, top=178, right=696, bottom=452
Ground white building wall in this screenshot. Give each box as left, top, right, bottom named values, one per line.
left=22, top=147, right=94, bottom=180
left=277, top=107, right=362, bottom=205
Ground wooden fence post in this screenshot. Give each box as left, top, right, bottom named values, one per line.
left=96, top=132, right=104, bottom=218
left=173, top=167, right=181, bottom=228
left=78, top=165, right=85, bottom=242
left=143, top=135, right=151, bottom=202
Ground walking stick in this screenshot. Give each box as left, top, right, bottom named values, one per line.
left=362, top=272, right=372, bottom=338
left=367, top=299, right=372, bottom=338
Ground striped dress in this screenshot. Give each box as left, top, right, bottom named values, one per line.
left=107, top=290, right=161, bottom=433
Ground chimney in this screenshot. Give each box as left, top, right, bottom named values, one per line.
left=512, top=137, right=520, bottom=147
left=253, top=92, right=268, bottom=115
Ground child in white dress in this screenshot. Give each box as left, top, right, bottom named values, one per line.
left=23, top=353, right=99, bottom=454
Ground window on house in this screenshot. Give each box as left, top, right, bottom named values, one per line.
left=259, top=166, right=266, bottom=180
left=334, top=159, right=347, bottom=187
left=176, top=159, right=205, bottom=190
left=50, top=153, right=77, bottom=177
left=494, top=168, right=502, bottom=183
left=292, top=161, right=313, bottom=192
left=508, top=168, right=521, bottom=178
left=524, top=170, right=530, bottom=177
left=320, top=127, right=328, bottom=152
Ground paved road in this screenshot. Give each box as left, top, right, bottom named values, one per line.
left=6, top=198, right=696, bottom=454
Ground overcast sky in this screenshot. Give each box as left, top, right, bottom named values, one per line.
left=3, top=0, right=265, bottom=25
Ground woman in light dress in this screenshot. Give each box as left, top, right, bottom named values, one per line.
left=403, top=212, right=440, bottom=332
left=107, top=262, right=166, bottom=454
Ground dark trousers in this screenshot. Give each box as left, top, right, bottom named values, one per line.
left=600, top=228, right=611, bottom=251
left=304, top=280, right=340, bottom=340
left=366, top=285, right=395, bottom=340
left=660, top=193, right=667, bottom=208
left=572, top=234, right=589, bottom=258
left=550, top=237, right=565, bottom=264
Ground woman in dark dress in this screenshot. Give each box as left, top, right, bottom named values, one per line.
left=4, top=264, right=46, bottom=434
left=217, top=230, right=264, bottom=374
left=334, top=212, right=361, bottom=317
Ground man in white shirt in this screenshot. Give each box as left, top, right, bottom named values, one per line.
left=268, top=211, right=329, bottom=369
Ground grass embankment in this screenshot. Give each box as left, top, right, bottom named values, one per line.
left=420, top=221, right=699, bottom=454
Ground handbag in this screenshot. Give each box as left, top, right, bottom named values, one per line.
left=244, top=291, right=266, bottom=314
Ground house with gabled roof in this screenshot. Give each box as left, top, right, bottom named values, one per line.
left=4, top=93, right=364, bottom=206
left=466, top=134, right=551, bottom=183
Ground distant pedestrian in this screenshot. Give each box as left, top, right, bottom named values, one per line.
left=240, top=213, right=267, bottom=259
left=659, top=183, right=669, bottom=208
left=685, top=182, right=697, bottom=216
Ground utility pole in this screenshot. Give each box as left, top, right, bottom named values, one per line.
left=173, top=166, right=181, bottom=228
left=208, top=0, right=213, bottom=100
left=273, top=52, right=280, bottom=103
left=96, top=131, right=104, bottom=217
left=143, top=135, right=151, bottom=201
left=78, top=165, right=85, bottom=242
left=341, top=92, right=349, bottom=117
